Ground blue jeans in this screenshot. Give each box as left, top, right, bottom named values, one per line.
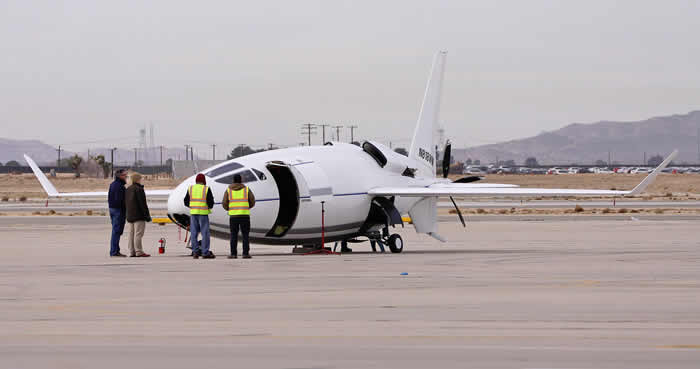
left=109, top=208, right=126, bottom=256
left=190, top=214, right=211, bottom=255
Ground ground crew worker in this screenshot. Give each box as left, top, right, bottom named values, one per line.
left=184, top=173, right=215, bottom=259
left=222, top=174, right=255, bottom=259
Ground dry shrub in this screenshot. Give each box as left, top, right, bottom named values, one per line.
left=574, top=205, right=584, bottom=213
left=448, top=209, right=457, bottom=214
left=498, top=209, right=508, bottom=214
left=630, top=209, right=639, bottom=213
left=476, top=208, right=486, bottom=214
left=1, top=196, right=8, bottom=202
left=666, top=192, right=673, bottom=197
left=32, top=211, right=40, bottom=215
left=48, top=209, right=56, bottom=215
left=654, top=208, right=664, bottom=214
left=19, top=196, right=27, bottom=202
left=510, top=207, right=516, bottom=213
left=617, top=208, right=628, bottom=214
left=602, top=208, right=611, bottom=214
left=86, top=210, right=93, bottom=216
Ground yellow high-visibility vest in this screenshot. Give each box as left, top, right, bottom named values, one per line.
left=227, top=186, right=250, bottom=216
left=188, top=184, right=210, bottom=215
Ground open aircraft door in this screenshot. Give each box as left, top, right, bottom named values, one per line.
left=290, top=160, right=333, bottom=203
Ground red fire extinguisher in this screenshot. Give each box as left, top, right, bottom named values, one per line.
left=158, top=238, right=166, bottom=254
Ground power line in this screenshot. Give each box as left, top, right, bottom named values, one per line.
left=300, top=123, right=317, bottom=146
left=348, top=125, right=358, bottom=143
left=318, top=124, right=330, bottom=144
left=333, top=125, right=343, bottom=142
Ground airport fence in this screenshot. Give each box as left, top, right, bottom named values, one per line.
left=0, top=165, right=173, bottom=176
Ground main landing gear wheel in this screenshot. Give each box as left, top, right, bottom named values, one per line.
left=387, top=234, right=403, bottom=253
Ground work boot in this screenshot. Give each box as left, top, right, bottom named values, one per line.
left=111, top=253, right=127, bottom=257
left=227, top=255, right=237, bottom=259
left=136, top=253, right=150, bottom=257
left=201, top=251, right=216, bottom=259
left=192, top=251, right=201, bottom=259
left=242, top=254, right=252, bottom=259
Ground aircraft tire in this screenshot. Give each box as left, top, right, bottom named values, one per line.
left=388, top=234, right=403, bottom=253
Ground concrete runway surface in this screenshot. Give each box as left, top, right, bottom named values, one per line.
left=1, top=216, right=700, bottom=368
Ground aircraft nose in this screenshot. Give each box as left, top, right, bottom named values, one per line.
left=167, top=180, right=191, bottom=227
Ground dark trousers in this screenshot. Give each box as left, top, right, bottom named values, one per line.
left=109, top=208, right=126, bottom=256
left=229, top=216, right=250, bottom=256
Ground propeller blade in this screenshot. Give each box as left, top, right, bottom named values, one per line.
left=442, top=141, right=451, bottom=179
left=449, top=196, right=466, bottom=228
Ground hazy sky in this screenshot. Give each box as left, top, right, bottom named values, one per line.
left=2, top=0, right=699, bottom=157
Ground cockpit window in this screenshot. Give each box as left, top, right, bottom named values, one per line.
left=205, top=162, right=243, bottom=178
left=215, top=169, right=257, bottom=185
left=252, top=168, right=267, bottom=180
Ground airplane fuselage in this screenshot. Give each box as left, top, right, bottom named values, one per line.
left=167, top=142, right=430, bottom=245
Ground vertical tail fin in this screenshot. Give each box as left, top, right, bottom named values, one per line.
left=409, top=51, right=447, bottom=178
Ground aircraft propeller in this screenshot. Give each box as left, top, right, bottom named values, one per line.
left=442, top=140, right=466, bottom=228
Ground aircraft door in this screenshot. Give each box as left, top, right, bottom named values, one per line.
left=291, top=161, right=333, bottom=202
left=265, top=162, right=300, bottom=237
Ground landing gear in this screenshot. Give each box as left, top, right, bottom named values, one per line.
left=387, top=234, right=403, bottom=253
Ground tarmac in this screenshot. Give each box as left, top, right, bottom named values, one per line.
left=1, top=216, right=700, bottom=368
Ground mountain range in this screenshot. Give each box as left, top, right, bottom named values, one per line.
left=3, top=110, right=700, bottom=166
left=452, top=111, right=700, bottom=165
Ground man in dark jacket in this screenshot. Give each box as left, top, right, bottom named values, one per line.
left=125, top=172, right=151, bottom=257
left=222, top=174, right=255, bottom=259
left=184, top=173, right=215, bottom=259
left=107, top=169, right=128, bottom=257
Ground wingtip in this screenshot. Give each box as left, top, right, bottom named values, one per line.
left=628, top=149, right=678, bottom=196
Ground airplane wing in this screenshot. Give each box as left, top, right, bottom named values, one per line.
left=369, top=150, right=677, bottom=198
left=24, top=154, right=172, bottom=198
left=428, top=182, right=519, bottom=189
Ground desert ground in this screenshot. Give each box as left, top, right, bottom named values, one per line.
left=1, top=172, right=698, bottom=201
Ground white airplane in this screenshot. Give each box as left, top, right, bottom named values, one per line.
left=24, top=51, right=677, bottom=253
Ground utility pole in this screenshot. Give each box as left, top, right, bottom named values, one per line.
left=348, top=125, right=358, bottom=143
left=133, top=148, right=138, bottom=167
left=56, top=145, right=62, bottom=168
left=110, top=148, right=116, bottom=177
left=212, top=144, right=216, bottom=161
left=643, top=152, right=647, bottom=166
left=160, top=146, right=163, bottom=166
left=268, top=143, right=276, bottom=150
left=333, top=125, right=343, bottom=142
left=190, top=146, right=194, bottom=161
left=301, top=123, right=317, bottom=146
left=608, top=151, right=611, bottom=167
left=184, top=145, right=190, bottom=161
left=318, top=124, right=330, bottom=144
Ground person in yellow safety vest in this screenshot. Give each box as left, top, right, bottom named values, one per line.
left=183, top=173, right=215, bottom=259
left=221, top=173, right=255, bottom=259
